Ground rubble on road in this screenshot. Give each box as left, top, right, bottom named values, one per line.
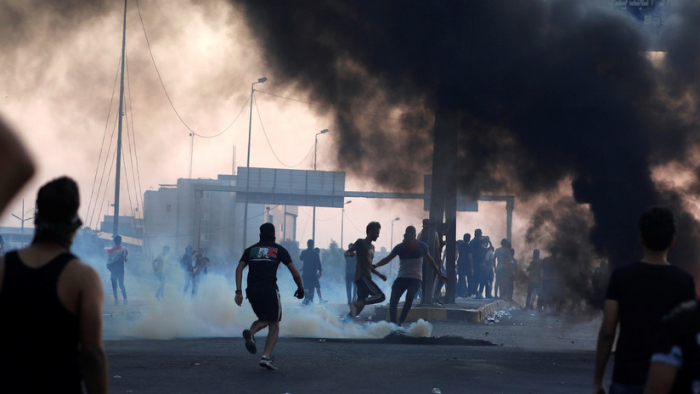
left=484, top=306, right=519, bottom=324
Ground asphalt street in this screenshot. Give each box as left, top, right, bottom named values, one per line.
left=106, top=336, right=594, bottom=394
left=104, top=303, right=604, bottom=394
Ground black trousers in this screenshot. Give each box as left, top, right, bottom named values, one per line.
left=389, top=277, right=421, bottom=324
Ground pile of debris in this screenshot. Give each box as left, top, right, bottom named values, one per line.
left=484, top=306, right=518, bottom=324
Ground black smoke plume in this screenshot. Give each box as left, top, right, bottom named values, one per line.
left=230, top=0, right=700, bottom=280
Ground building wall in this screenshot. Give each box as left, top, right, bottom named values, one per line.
left=143, top=175, right=296, bottom=263
left=100, top=215, right=144, bottom=239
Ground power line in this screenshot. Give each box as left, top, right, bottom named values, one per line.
left=125, top=52, right=157, bottom=260
left=134, top=0, right=248, bottom=139
left=94, top=147, right=118, bottom=230
left=125, top=53, right=151, bottom=259
left=86, top=56, right=121, bottom=224
left=343, top=211, right=364, bottom=234
left=253, top=94, right=315, bottom=168
left=123, top=57, right=138, bottom=223
left=89, top=113, right=119, bottom=228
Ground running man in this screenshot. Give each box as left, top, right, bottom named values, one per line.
left=235, top=223, right=304, bottom=370
left=374, top=225, right=447, bottom=326
left=344, top=221, right=387, bottom=319
left=106, top=235, right=129, bottom=305
left=0, top=177, right=107, bottom=393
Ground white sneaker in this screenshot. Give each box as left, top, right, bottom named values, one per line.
left=259, top=356, right=278, bottom=370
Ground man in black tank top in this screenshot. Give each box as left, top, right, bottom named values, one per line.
left=0, top=177, right=107, bottom=393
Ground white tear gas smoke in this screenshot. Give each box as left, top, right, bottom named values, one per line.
left=78, top=246, right=432, bottom=340
left=123, top=274, right=431, bottom=340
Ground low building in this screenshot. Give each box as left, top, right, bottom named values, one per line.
left=143, top=174, right=298, bottom=263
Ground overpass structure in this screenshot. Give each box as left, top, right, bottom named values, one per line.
left=193, top=167, right=514, bottom=248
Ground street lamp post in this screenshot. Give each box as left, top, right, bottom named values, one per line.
left=242, top=77, right=267, bottom=251
left=341, top=200, right=352, bottom=248
left=390, top=217, right=400, bottom=279
left=11, top=199, right=35, bottom=247
left=312, top=128, right=329, bottom=245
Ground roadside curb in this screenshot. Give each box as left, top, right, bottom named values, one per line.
left=372, top=299, right=510, bottom=323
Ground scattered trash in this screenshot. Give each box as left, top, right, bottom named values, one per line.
left=114, top=375, right=122, bottom=379
left=484, top=307, right=518, bottom=324
left=432, top=388, right=442, bottom=394
left=319, top=339, right=326, bottom=343
left=195, top=363, right=200, bottom=366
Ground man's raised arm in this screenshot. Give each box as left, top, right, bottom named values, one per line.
left=374, top=253, right=396, bottom=268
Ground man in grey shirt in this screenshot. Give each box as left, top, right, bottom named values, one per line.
left=375, top=226, right=446, bottom=326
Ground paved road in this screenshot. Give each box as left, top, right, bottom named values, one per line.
left=102, top=290, right=605, bottom=393
left=106, top=335, right=596, bottom=394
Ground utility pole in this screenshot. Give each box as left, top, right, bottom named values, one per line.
left=113, top=0, right=127, bottom=238
left=312, top=129, right=329, bottom=244
left=242, top=77, right=267, bottom=251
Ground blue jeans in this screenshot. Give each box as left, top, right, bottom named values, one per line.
left=609, top=382, right=644, bottom=394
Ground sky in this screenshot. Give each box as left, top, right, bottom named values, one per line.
left=0, top=0, right=517, bottom=254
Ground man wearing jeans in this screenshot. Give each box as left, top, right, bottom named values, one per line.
left=375, top=226, right=446, bottom=326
